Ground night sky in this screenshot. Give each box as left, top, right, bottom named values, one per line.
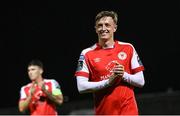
left=0, top=1, right=179, bottom=108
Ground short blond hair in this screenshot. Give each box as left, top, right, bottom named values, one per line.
left=95, top=11, right=118, bottom=25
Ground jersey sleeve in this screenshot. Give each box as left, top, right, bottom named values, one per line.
left=51, top=79, right=62, bottom=96
left=75, top=52, right=90, bottom=78
left=131, top=46, right=144, bottom=74
left=19, top=87, right=27, bottom=100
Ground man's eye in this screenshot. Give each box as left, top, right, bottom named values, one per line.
left=105, top=24, right=110, bottom=27
left=97, top=25, right=102, bottom=28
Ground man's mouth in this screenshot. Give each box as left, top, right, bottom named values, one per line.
left=100, top=31, right=108, bottom=36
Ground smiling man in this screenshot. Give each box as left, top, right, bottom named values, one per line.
left=18, top=59, right=63, bottom=115
left=75, top=11, right=145, bottom=115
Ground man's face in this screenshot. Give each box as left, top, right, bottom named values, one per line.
left=28, top=65, right=43, bottom=81
left=95, top=16, right=117, bottom=41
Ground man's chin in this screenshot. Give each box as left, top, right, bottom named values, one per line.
left=30, top=78, right=37, bottom=81
left=100, top=37, right=109, bottom=41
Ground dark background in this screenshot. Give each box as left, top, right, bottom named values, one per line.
left=0, top=0, right=179, bottom=110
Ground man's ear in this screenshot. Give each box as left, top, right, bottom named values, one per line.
left=95, top=26, right=98, bottom=34
left=114, top=25, right=117, bottom=32
left=40, top=69, right=43, bottom=74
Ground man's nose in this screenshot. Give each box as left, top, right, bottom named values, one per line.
left=102, top=25, right=106, bottom=30
left=28, top=71, right=32, bottom=75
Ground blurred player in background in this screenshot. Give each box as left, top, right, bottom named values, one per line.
left=75, top=11, right=145, bottom=115
left=18, top=59, right=63, bottom=115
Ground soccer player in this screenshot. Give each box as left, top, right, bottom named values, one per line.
left=75, top=11, right=145, bottom=115
left=18, top=59, right=63, bottom=115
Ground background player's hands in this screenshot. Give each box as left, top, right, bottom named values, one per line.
left=29, top=82, right=36, bottom=96
left=38, top=81, right=46, bottom=92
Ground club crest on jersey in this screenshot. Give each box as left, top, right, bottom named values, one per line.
left=118, top=52, right=127, bottom=60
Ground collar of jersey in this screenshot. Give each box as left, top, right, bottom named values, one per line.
left=96, top=40, right=117, bottom=49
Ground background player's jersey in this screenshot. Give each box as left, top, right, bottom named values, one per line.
left=75, top=40, right=144, bottom=114
left=19, top=79, right=61, bottom=115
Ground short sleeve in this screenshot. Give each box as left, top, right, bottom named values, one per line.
left=20, top=87, right=27, bottom=100
left=75, top=52, right=90, bottom=77
left=131, top=46, right=144, bottom=73
left=51, top=79, right=62, bottom=96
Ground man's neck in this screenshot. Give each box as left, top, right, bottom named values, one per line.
left=34, top=76, right=43, bottom=84
left=99, top=39, right=115, bottom=49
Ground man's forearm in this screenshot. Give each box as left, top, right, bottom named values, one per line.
left=43, top=89, right=62, bottom=105
left=76, top=76, right=112, bottom=93
left=122, top=71, right=145, bottom=87
left=19, top=95, right=32, bottom=112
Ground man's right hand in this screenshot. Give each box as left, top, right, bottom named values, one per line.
left=29, top=82, right=36, bottom=96
left=108, top=62, right=124, bottom=85
left=19, top=82, right=36, bottom=113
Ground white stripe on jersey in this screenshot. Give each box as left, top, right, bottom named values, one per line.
left=79, top=44, right=98, bottom=74
left=20, top=86, right=27, bottom=99
left=118, top=41, right=133, bottom=46
left=20, top=83, right=32, bottom=99
left=81, top=44, right=97, bottom=55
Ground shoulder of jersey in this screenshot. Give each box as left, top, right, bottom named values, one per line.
left=118, top=41, right=133, bottom=46
left=44, top=79, right=56, bottom=83
left=21, top=79, right=56, bottom=88
left=117, top=41, right=134, bottom=47
left=81, top=43, right=97, bottom=55
left=21, top=82, right=32, bottom=90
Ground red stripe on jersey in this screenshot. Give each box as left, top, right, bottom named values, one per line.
left=75, top=71, right=89, bottom=78
left=132, top=66, right=144, bottom=74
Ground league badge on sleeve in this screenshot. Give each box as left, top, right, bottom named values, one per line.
left=79, top=55, right=84, bottom=61
left=53, top=80, right=60, bottom=89
left=137, top=55, right=143, bottom=66
left=76, top=55, right=84, bottom=71
left=135, top=51, right=143, bottom=66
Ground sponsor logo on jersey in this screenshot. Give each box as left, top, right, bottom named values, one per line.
left=105, top=60, right=118, bottom=72
left=118, top=52, right=127, bottom=60
left=100, top=73, right=113, bottom=80
left=100, top=60, right=118, bottom=80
